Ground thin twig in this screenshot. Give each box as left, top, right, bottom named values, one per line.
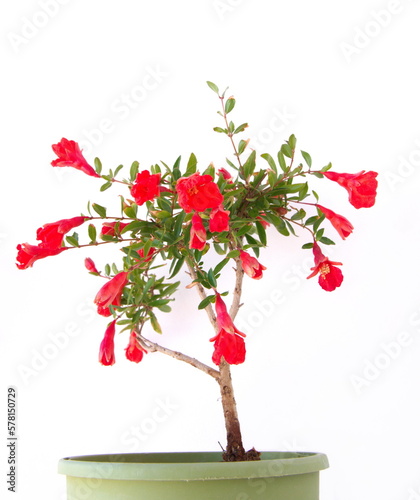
left=136, top=331, right=220, bottom=380
left=186, top=258, right=217, bottom=330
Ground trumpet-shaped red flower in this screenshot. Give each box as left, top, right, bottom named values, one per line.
left=210, top=293, right=246, bottom=365
left=209, top=206, right=230, bottom=232
left=189, top=213, right=207, bottom=250
left=130, top=170, right=161, bottom=206
left=316, top=205, right=354, bottom=240
left=176, top=173, right=223, bottom=213
left=36, top=216, right=87, bottom=248
left=94, top=272, right=128, bottom=313
left=99, top=320, right=116, bottom=366
left=240, top=250, right=266, bottom=280
left=51, top=138, right=100, bottom=178
left=323, top=170, right=378, bottom=209
left=307, top=242, right=343, bottom=291
left=100, top=221, right=129, bottom=237
left=16, top=243, right=67, bottom=270
left=125, top=331, right=147, bottom=363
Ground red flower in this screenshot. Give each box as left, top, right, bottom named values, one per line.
left=176, top=173, right=223, bottom=213
left=209, top=206, right=230, bottom=232
left=189, top=213, right=207, bottom=251
left=316, top=205, right=354, bottom=240
left=125, top=331, right=147, bottom=363
left=16, top=243, right=67, bottom=270
left=240, top=250, right=266, bottom=280
left=85, top=257, right=99, bottom=274
left=100, top=221, right=129, bottom=237
left=138, top=247, right=156, bottom=262
left=36, top=216, right=87, bottom=248
left=94, top=271, right=128, bottom=313
left=210, top=293, right=246, bottom=365
left=51, top=138, right=100, bottom=178
left=130, top=170, right=161, bottom=206
left=217, top=167, right=233, bottom=183
left=307, top=242, right=343, bottom=292
left=323, top=170, right=378, bottom=209
left=99, top=320, right=116, bottom=366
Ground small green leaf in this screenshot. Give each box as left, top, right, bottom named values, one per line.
left=301, top=150, right=312, bottom=168
left=88, top=224, right=97, bottom=242
left=291, top=209, right=306, bottom=221
left=92, top=203, right=107, bottom=218
left=114, top=164, right=124, bottom=176
left=281, top=143, right=293, bottom=158
left=198, top=295, right=215, bottom=310
left=319, top=236, right=335, bottom=245
left=214, top=258, right=229, bottom=275
left=149, top=312, right=162, bottom=334
left=186, top=153, right=197, bottom=176
left=226, top=249, right=240, bottom=259
left=234, top=123, right=248, bottom=134
left=123, top=204, right=138, bottom=219
left=302, top=242, right=314, bottom=250
left=243, top=150, right=256, bottom=179
left=277, top=150, right=287, bottom=172
left=207, top=268, right=217, bottom=288
left=213, top=127, right=226, bottom=134
left=225, top=97, right=236, bottom=114
left=94, top=157, right=102, bottom=175
left=321, top=162, right=332, bottom=172
left=260, top=153, right=277, bottom=174
left=206, top=81, right=219, bottom=94
left=65, top=234, right=79, bottom=247
left=238, top=139, right=248, bottom=155
left=100, top=181, right=112, bottom=192
left=255, top=221, right=267, bottom=246
left=130, top=161, right=139, bottom=182
left=288, top=134, right=297, bottom=149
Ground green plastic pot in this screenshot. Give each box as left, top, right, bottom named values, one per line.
left=58, top=451, right=328, bottom=500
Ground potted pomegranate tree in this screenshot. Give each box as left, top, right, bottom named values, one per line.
left=17, top=82, right=378, bottom=500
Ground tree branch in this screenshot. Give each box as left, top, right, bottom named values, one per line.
left=136, top=331, right=220, bottom=380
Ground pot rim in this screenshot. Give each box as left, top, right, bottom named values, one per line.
left=58, top=451, right=329, bottom=481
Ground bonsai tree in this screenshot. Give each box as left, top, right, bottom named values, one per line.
left=16, top=82, right=378, bottom=462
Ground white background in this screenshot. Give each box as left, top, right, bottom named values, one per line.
left=1, top=1, right=420, bottom=499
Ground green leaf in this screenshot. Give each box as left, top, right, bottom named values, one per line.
left=172, top=156, right=182, bottom=181
left=243, top=150, right=256, bottom=179
left=213, top=127, right=226, bottom=134
left=260, top=153, right=277, bottom=174
left=88, top=224, right=97, bottom=242
left=206, top=81, right=219, bottom=94
left=234, top=123, right=248, bottom=134
left=298, top=182, right=309, bottom=200
left=281, top=143, right=293, bottom=158
left=255, top=221, right=267, bottom=246
left=226, top=249, right=240, bottom=259
left=198, top=295, right=215, bottom=310
left=94, top=157, right=102, bottom=175
left=207, top=269, right=217, bottom=288
left=169, top=256, right=185, bottom=279
left=238, top=139, right=248, bottom=155
left=92, top=203, right=107, bottom=218
left=301, top=150, right=312, bottom=168
left=275, top=218, right=290, bottom=236
left=149, top=312, right=162, bottom=334
left=225, top=97, right=236, bottom=114
left=319, top=236, right=335, bottom=245
left=173, top=211, right=186, bottom=238
left=130, top=161, right=139, bottom=182
left=277, top=150, right=287, bottom=172
left=291, top=209, right=306, bottom=221
left=288, top=134, right=297, bottom=149
left=65, top=234, right=79, bottom=247
left=213, top=258, right=229, bottom=275
left=321, top=162, right=332, bottom=172
left=100, top=181, right=112, bottom=192
left=124, top=204, right=138, bottom=219
left=185, top=153, right=198, bottom=176
left=302, top=242, right=314, bottom=250
left=114, top=164, right=124, bottom=176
